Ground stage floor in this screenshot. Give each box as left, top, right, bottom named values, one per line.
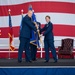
left=0, top=58, right=75, bottom=67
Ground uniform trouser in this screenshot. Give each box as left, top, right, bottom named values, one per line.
left=18, top=37, right=31, bottom=62
left=30, top=44, right=37, bottom=60
left=44, top=39, right=57, bottom=61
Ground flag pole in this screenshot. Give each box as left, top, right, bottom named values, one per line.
left=8, top=9, right=11, bottom=59
left=20, top=9, right=23, bottom=30
left=37, top=27, right=43, bottom=58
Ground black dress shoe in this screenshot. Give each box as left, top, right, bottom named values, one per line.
left=26, top=60, right=32, bottom=63
left=54, top=60, right=57, bottom=63
left=29, top=60, right=32, bottom=63
left=18, top=60, right=22, bottom=63
left=44, top=60, right=49, bottom=63
left=32, top=59, right=37, bottom=61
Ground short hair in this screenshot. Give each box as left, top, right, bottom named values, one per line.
left=45, top=15, right=50, bottom=19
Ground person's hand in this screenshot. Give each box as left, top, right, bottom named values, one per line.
left=34, top=22, right=37, bottom=25
left=37, top=29, right=39, bottom=32
left=35, top=24, right=39, bottom=29
left=39, top=34, right=43, bottom=37
left=33, top=22, right=38, bottom=29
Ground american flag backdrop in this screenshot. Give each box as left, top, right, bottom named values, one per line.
left=0, top=0, right=75, bottom=58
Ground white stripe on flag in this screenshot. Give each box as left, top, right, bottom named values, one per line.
left=0, top=36, right=75, bottom=49
left=0, top=13, right=75, bottom=27
left=0, top=0, right=75, bottom=5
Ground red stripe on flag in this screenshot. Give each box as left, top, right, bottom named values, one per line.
left=0, top=2, right=75, bottom=16
left=0, top=51, right=75, bottom=58
left=0, top=25, right=75, bottom=38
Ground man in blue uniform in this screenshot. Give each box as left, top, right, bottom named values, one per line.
left=40, top=15, right=57, bottom=63
left=18, top=10, right=37, bottom=63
